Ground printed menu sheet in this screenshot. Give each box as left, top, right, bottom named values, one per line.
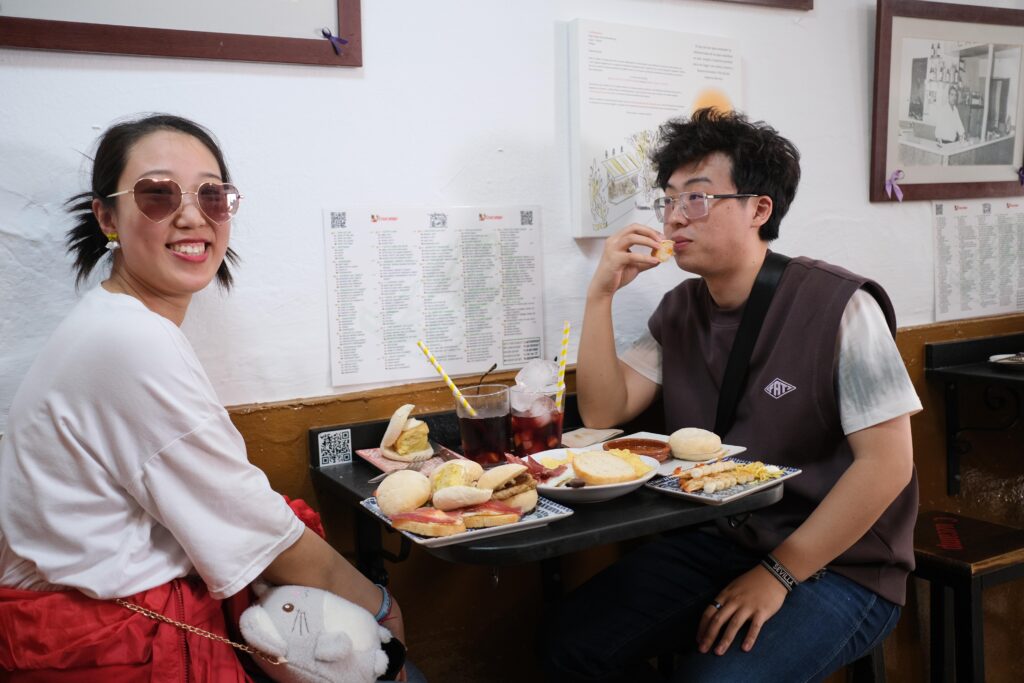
left=933, top=198, right=1024, bottom=322
left=323, top=206, right=544, bottom=386
left=568, top=19, right=742, bottom=238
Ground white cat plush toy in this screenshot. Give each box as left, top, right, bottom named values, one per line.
left=239, top=583, right=405, bottom=683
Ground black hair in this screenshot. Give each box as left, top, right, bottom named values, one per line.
left=651, top=108, right=801, bottom=241
left=65, top=113, right=239, bottom=288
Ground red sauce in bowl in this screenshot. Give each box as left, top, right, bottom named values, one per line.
left=602, top=438, right=670, bottom=462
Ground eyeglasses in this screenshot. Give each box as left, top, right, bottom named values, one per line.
left=107, top=178, right=242, bottom=225
left=652, top=191, right=759, bottom=222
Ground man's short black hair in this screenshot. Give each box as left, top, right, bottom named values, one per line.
left=651, top=108, right=801, bottom=241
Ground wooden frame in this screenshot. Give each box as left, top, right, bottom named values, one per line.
left=711, top=0, right=813, bottom=9
left=0, top=1, right=361, bottom=67
left=870, top=0, right=1024, bottom=202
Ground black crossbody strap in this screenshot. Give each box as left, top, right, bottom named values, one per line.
left=713, top=251, right=791, bottom=437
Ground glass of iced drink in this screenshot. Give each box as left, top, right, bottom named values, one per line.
left=510, top=385, right=564, bottom=458
left=456, top=384, right=511, bottom=467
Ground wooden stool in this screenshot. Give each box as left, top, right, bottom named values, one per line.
left=914, top=511, right=1024, bottom=683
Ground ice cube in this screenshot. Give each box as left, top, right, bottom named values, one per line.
left=529, top=396, right=558, bottom=422
left=510, top=389, right=535, bottom=413
left=516, top=359, right=560, bottom=392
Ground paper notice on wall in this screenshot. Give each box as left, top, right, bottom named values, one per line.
left=933, top=198, right=1024, bottom=321
left=323, top=207, right=544, bottom=386
left=568, top=19, right=742, bottom=238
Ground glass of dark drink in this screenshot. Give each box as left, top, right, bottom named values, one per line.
left=510, top=386, right=564, bottom=458
left=456, top=384, right=511, bottom=467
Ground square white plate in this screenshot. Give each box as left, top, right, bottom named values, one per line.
left=360, top=496, right=573, bottom=548
left=645, top=458, right=801, bottom=506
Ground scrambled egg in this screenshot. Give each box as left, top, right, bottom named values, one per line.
left=606, top=448, right=653, bottom=478
left=538, top=451, right=574, bottom=470
left=431, top=461, right=470, bottom=493
left=395, top=419, right=429, bottom=455
left=734, top=461, right=782, bottom=482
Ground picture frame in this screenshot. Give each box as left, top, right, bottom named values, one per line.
left=870, top=0, right=1024, bottom=202
left=710, top=1, right=813, bottom=8
left=0, top=0, right=361, bottom=68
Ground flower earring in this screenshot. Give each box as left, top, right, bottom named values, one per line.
left=105, top=232, right=120, bottom=251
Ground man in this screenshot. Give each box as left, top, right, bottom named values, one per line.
left=935, top=85, right=966, bottom=144
left=545, top=109, right=920, bottom=682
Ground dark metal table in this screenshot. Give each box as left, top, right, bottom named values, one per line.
left=308, top=403, right=785, bottom=595
left=925, top=333, right=1024, bottom=495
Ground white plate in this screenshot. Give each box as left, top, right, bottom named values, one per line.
left=529, top=448, right=660, bottom=503
left=360, top=496, right=573, bottom=548
left=645, top=458, right=801, bottom=506
left=989, top=353, right=1024, bottom=371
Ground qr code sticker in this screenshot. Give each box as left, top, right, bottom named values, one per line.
left=429, top=213, right=448, bottom=228
left=520, top=210, right=534, bottom=226
left=330, top=211, right=347, bottom=229
left=318, top=429, right=352, bottom=466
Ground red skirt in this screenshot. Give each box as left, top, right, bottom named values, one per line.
left=0, top=576, right=255, bottom=682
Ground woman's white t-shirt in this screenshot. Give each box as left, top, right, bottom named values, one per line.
left=0, top=286, right=304, bottom=600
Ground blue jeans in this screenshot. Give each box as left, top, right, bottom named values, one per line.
left=543, top=529, right=901, bottom=683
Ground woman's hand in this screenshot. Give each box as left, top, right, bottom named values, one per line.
left=697, top=565, right=787, bottom=655
left=587, top=224, right=664, bottom=299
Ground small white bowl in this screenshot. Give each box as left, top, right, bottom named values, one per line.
left=530, top=448, right=659, bottom=504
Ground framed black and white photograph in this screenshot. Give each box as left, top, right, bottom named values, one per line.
left=711, top=0, right=812, bottom=9
left=0, top=0, right=361, bottom=67
left=870, top=0, right=1024, bottom=201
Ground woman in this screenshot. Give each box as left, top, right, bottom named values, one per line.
left=0, top=114, right=406, bottom=680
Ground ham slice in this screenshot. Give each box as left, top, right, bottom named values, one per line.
left=507, top=453, right=567, bottom=483
left=390, top=507, right=462, bottom=525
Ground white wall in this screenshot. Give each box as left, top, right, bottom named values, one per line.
left=3, top=0, right=1022, bottom=432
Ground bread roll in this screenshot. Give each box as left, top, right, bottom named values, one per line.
left=432, top=485, right=492, bottom=511
left=390, top=507, right=466, bottom=537
left=668, top=427, right=724, bottom=461
left=375, top=470, right=431, bottom=517
left=572, top=451, right=637, bottom=485
left=463, top=512, right=520, bottom=528
left=501, top=488, right=538, bottom=514
left=381, top=404, right=414, bottom=448
left=462, top=503, right=522, bottom=528
left=477, top=464, right=527, bottom=491
left=653, top=240, right=675, bottom=262
left=380, top=405, right=434, bottom=462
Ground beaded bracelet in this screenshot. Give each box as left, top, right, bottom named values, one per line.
left=760, top=553, right=799, bottom=592
left=373, top=583, right=393, bottom=623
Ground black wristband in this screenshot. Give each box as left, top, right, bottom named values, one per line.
left=760, top=553, right=799, bottom=592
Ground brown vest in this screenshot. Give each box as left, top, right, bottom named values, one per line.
left=649, top=255, right=918, bottom=605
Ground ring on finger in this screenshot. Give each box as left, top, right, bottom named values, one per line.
left=711, top=600, right=723, bottom=610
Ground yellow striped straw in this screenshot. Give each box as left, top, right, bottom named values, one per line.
left=555, top=320, right=570, bottom=411
left=416, top=340, right=477, bottom=417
